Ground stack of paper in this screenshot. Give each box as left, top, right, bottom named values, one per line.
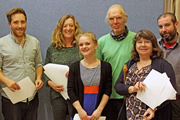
left=73, top=114, right=106, bottom=120
left=136, top=69, right=176, bottom=109
left=43, top=63, right=69, bottom=100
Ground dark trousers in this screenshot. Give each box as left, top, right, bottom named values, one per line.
left=172, top=99, right=180, bottom=120
left=2, top=94, right=39, bottom=120
left=102, top=99, right=125, bottom=120
left=51, top=96, right=73, bottom=120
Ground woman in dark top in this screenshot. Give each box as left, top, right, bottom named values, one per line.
left=115, top=30, right=176, bottom=120
left=68, top=32, right=112, bottom=120
left=44, top=14, right=82, bottom=120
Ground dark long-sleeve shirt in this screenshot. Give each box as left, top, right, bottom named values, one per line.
left=68, top=61, right=112, bottom=115
left=115, top=58, right=176, bottom=120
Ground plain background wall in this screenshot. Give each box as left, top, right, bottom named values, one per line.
left=0, top=0, right=163, bottom=120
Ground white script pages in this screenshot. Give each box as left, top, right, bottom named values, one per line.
left=136, top=69, right=176, bottom=109
left=43, top=63, right=69, bottom=99
left=73, top=114, right=106, bottom=120
left=3, top=77, right=36, bottom=104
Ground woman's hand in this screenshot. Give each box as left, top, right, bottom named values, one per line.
left=89, top=108, right=102, bottom=120
left=136, top=81, right=146, bottom=92
left=73, top=101, right=90, bottom=120
left=128, top=81, right=146, bottom=94
left=143, top=108, right=156, bottom=120
left=65, top=71, right=69, bottom=78
left=78, top=108, right=90, bottom=120
left=48, top=80, right=64, bottom=93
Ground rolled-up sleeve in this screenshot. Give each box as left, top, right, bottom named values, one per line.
left=35, top=41, right=43, bottom=68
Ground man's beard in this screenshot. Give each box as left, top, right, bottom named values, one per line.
left=160, top=28, right=177, bottom=42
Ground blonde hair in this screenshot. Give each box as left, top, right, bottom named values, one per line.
left=51, top=14, right=82, bottom=50
left=78, top=32, right=97, bottom=45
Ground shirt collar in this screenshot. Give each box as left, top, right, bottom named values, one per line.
left=9, top=32, right=27, bottom=44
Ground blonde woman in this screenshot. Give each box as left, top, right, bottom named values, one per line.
left=68, top=32, right=112, bottom=120
left=44, top=14, right=82, bottom=120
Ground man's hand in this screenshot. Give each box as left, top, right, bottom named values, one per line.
left=35, top=79, right=44, bottom=90
left=5, top=79, right=20, bottom=92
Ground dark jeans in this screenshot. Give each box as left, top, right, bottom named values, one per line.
left=172, top=99, right=180, bottom=120
left=51, top=96, right=73, bottom=120
left=2, top=94, right=39, bottom=120
left=102, top=99, right=124, bottom=120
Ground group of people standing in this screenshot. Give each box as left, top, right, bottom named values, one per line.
left=0, top=3, right=179, bottom=120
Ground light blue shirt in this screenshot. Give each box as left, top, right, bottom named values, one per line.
left=0, top=33, right=43, bottom=102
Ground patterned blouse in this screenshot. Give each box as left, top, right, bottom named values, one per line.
left=125, top=62, right=151, bottom=120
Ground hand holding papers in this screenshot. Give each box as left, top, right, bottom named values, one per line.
left=136, top=69, right=177, bottom=109
left=2, top=77, right=36, bottom=104
left=43, top=63, right=69, bottom=100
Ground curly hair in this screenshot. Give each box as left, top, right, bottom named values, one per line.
left=131, top=29, right=164, bottom=61
left=51, top=14, right=82, bottom=50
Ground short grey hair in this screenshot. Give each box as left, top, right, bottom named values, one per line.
left=105, top=4, right=128, bottom=23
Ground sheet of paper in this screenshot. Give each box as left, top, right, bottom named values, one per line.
left=2, top=77, right=36, bottom=104
left=73, top=114, right=106, bottom=120
left=136, top=69, right=176, bottom=109
left=157, top=73, right=176, bottom=102
left=43, top=63, right=69, bottom=99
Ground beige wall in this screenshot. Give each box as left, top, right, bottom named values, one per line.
left=164, top=0, right=180, bottom=33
